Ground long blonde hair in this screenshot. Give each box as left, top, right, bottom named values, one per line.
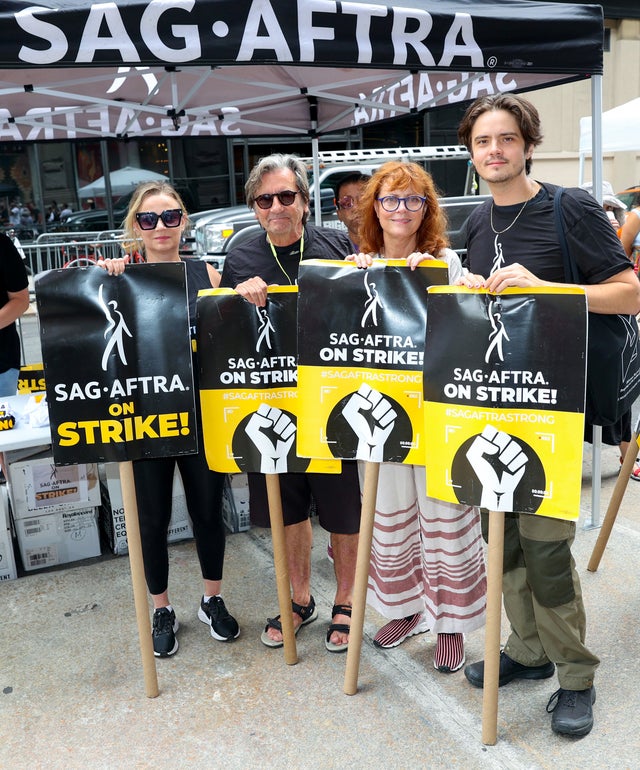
left=121, top=180, right=190, bottom=256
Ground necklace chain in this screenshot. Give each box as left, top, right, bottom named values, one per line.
left=490, top=192, right=534, bottom=235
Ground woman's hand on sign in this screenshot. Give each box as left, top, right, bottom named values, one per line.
left=234, top=276, right=269, bottom=307
left=347, top=252, right=376, bottom=269
left=405, top=251, right=435, bottom=270
left=96, top=255, right=130, bottom=276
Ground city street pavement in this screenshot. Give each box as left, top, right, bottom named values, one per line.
left=2, top=305, right=640, bottom=769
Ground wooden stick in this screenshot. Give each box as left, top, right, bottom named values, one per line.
left=119, top=460, right=159, bottom=699
left=481, top=509, right=504, bottom=745
left=265, top=473, right=297, bottom=665
left=587, top=429, right=640, bottom=572
left=344, top=461, right=379, bottom=695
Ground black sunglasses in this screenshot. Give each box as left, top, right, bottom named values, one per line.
left=135, top=208, right=183, bottom=230
left=254, top=190, right=299, bottom=209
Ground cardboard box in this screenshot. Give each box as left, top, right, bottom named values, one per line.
left=99, top=463, right=194, bottom=556
left=0, top=486, right=17, bottom=581
left=7, top=452, right=100, bottom=519
left=222, top=473, right=250, bottom=533
left=14, top=507, right=101, bottom=572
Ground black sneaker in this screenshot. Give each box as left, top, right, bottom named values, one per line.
left=547, top=686, right=596, bottom=736
left=152, top=607, right=179, bottom=658
left=464, top=650, right=555, bottom=688
left=198, top=596, right=240, bottom=641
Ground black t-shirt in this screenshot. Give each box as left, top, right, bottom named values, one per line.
left=465, top=182, right=632, bottom=284
left=220, top=225, right=351, bottom=288
left=0, top=232, right=29, bottom=372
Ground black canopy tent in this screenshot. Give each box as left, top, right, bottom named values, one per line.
left=0, top=0, right=603, bottom=142
left=0, top=0, right=606, bottom=228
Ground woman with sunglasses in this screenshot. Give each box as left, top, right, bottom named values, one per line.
left=98, top=180, right=239, bottom=658
left=349, top=161, right=486, bottom=672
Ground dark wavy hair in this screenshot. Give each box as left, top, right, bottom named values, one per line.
left=358, top=161, right=448, bottom=255
left=457, top=93, right=543, bottom=175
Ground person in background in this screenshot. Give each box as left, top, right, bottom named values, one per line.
left=335, top=173, right=371, bottom=251
left=621, top=190, right=640, bottom=268
left=0, top=232, right=29, bottom=397
left=581, top=181, right=639, bottom=481
left=348, top=161, right=487, bottom=672
left=97, top=181, right=239, bottom=658
left=457, top=93, right=640, bottom=737
left=221, top=153, right=360, bottom=654
left=59, top=203, right=73, bottom=221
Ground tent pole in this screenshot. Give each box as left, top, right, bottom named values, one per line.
left=586, top=74, right=603, bottom=530
left=100, top=140, right=114, bottom=230
left=312, top=135, right=321, bottom=227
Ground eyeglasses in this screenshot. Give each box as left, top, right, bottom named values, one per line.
left=135, top=209, right=183, bottom=230
left=337, top=195, right=360, bottom=209
left=376, top=195, right=427, bottom=212
left=254, top=190, right=299, bottom=209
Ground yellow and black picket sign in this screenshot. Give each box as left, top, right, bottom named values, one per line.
left=197, top=286, right=339, bottom=475
left=17, top=363, right=46, bottom=394
left=297, top=259, right=448, bottom=464
left=423, top=286, right=588, bottom=521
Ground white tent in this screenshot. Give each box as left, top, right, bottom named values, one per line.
left=578, top=97, right=640, bottom=185
left=579, top=97, right=640, bottom=156
left=78, top=166, right=168, bottom=198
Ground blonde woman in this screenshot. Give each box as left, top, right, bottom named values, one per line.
left=98, top=181, right=239, bottom=657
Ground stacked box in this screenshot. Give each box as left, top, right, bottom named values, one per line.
left=99, top=463, right=194, bottom=556
left=222, top=474, right=250, bottom=533
left=13, top=508, right=101, bottom=572
left=0, top=486, right=17, bottom=581
left=7, top=453, right=102, bottom=571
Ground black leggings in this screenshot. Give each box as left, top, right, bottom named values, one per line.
left=133, top=450, right=227, bottom=596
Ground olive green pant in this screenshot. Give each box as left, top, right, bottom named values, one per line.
left=481, top=511, right=599, bottom=691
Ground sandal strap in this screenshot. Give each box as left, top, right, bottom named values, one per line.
left=291, top=595, right=316, bottom=623
left=331, top=604, right=352, bottom=619
left=326, top=623, right=350, bottom=637
left=265, top=615, right=282, bottom=633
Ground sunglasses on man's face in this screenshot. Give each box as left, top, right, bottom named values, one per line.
left=254, top=190, right=299, bottom=209
left=135, top=208, right=183, bottom=230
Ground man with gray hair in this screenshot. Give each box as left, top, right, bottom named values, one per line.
left=221, top=153, right=360, bottom=653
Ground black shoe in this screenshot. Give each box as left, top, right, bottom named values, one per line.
left=152, top=607, right=179, bottom=658
left=464, top=651, right=555, bottom=688
left=198, top=595, right=240, bottom=641
left=547, top=686, right=596, bottom=736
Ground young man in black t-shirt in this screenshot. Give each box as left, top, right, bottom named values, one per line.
left=456, top=93, right=640, bottom=738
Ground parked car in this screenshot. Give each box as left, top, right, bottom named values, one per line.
left=617, top=185, right=640, bottom=210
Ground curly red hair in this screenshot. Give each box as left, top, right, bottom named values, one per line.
left=358, top=161, right=449, bottom=255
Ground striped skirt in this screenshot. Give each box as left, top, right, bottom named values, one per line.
left=362, top=462, right=487, bottom=634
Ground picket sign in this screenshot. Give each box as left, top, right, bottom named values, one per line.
left=120, top=461, right=159, bottom=698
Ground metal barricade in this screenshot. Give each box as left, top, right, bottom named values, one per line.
left=21, top=230, right=125, bottom=275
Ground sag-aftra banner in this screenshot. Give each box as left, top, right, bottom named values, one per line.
left=297, top=259, right=448, bottom=464
left=35, top=263, right=197, bottom=464
left=423, top=286, right=587, bottom=520
left=197, top=287, right=339, bottom=475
